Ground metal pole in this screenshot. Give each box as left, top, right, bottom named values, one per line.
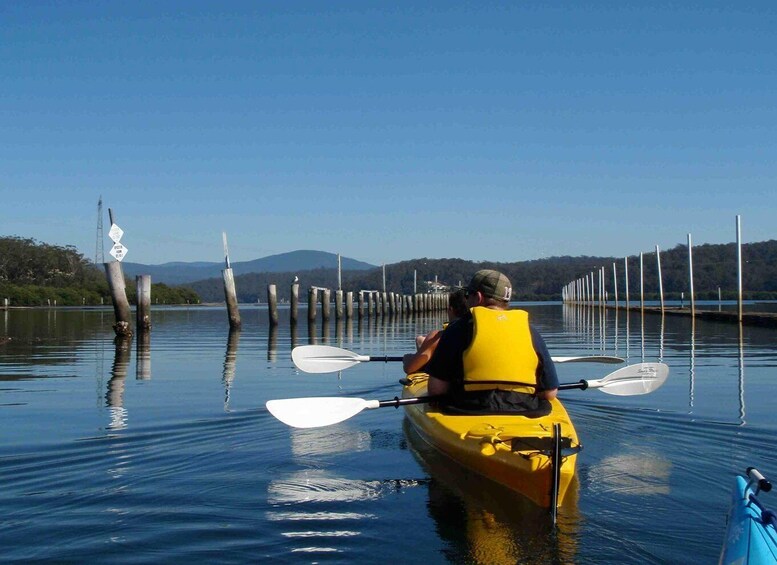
left=688, top=233, right=695, bottom=316
left=639, top=252, right=644, bottom=313
left=736, top=215, right=743, bottom=322
left=612, top=262, right=618, bottom=307
left=656, top=245, right=664, bottom=313
left=624, top=257, right=630, bottom=308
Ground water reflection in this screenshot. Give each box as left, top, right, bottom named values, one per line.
left=267, top=326, right=277, bottom=362
left=289, top=427, right=372, bottom=459
left=136, top=331, right=151, bottom=380
left=404, top=420, right=579, bottom=564
left=588, top=452, right=672, bottom=496
left=738, top=322, right=745, bottom=425
left=689, top=318, right=695, bottom=411
left=106, top=337, right=131, bottom=430
left=223, top=329, right=239, bottom=411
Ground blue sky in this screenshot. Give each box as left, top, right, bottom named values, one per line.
left=2, top=1, right=775, bottom=266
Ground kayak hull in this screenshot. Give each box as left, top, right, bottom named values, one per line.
left=720, top=475, right=777, bottom=565
left=401, top=374, right=579, bottom=508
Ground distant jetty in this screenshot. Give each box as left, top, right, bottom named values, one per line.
left=610, top=305, right=777, bottom=328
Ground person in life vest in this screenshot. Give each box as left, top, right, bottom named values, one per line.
left=425, top=269, right=559, bottom=412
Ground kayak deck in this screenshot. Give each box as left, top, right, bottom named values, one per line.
left=401, top=373, right=580, bottom=509
left=720, top=471, right=777, bottom=565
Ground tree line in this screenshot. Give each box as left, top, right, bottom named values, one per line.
left=187, top=240, right=777, bottom=303
left=4, top=235, right=775, bottom=306
left=0, top=237, right=200, bottom=306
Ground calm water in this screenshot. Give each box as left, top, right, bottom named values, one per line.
left=2, top=304, right=777, bottom=564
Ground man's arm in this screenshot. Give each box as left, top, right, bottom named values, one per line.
left=530, top=326, right=559, bottom=399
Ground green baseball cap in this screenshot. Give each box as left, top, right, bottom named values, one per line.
left=467, top=269, right=512, bottom=302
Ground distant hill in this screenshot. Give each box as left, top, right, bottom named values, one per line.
left=121, top=250, right=376, bottom=284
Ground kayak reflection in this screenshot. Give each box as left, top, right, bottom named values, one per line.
left=403, top=419, right=580, bottom=564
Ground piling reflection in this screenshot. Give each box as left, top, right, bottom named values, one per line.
left=267, top=325, right=277, bottom=362
left=223, top=329, right=240, bottom=411
left=136, top=331, right=151, bottom=380
left=290, top=322, right=298, bottom=350
left=403, top=420, right=579, bottom=564
left=106, top=336, right=131, bottom=430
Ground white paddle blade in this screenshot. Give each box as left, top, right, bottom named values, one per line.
left=553, top=355, right=624, bottom=364
left=291, top=345, right=364, bottom=374
left=266, top=397, right=375, bottom=428
left=588, top=363, right=669, bottom=396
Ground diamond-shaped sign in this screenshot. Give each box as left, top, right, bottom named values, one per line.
left=110, top=242, right=128, bottom=262
left=108, top=224, right=124, bottom=243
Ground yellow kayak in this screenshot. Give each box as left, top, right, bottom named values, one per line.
left=401, top=373, right=580, bottom=510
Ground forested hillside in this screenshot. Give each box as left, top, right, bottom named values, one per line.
left=188, top=240, right=777, bottom=303
left=0, top=237, right=200, bottom=306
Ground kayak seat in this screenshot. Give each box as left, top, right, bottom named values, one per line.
left=441, top=389, right=552, bottom=417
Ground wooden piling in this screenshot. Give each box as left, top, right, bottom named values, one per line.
left=358, top=291, right=365, bottom=318
left=308, top=287, right=317, bottom=322
left=335, top=290, right=344, bottom=320
left=346, top=291, right=354, bottom=319
left=222, top=268, right=241, bottom=329
left=136, top=275, right=152, bottom=332
left=105, top=261, right=133, bottom=337
left=290, top=282, right=299, bottom=325
left=267, top=284, right=279, bottom=326
left=322, top=289, right=331, bottom=321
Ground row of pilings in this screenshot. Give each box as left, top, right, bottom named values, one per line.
left=103, top=263, right=449, bottom=336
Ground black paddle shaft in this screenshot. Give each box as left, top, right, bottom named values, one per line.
left=377, top=395, right=446, bottom=408
left=371, top=356, right=404, bottom=363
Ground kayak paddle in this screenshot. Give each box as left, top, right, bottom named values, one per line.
left=267, top=362, right=669, bottom=428
left=291, top=345, right=625, bottom=374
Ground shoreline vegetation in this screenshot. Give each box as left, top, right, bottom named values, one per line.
left=2, top=235, right=777, bottom=307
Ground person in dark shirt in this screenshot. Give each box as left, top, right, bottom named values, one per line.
left=425, top=270, right=559, bottom=404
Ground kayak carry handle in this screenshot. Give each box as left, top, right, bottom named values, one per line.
left=747, top=467, right=772, bottom=494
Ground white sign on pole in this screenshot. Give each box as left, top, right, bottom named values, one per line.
left=110, top=242, right=128, bottom=262
left=108, top=224, right=124, bottom=243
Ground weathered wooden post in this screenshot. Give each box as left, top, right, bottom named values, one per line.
left=221, top=233, right=241, bottom=330
left=367, top=291, right=374, bottom=317
left=308, top=287, right=317, bottom=322
left=104, top=209, right=132, bottom=337
left=267, top=284, right=279, bottom=326
left=136, top=275, right=152, bottom=332
left=346, top=291, right=354, bottom=319
left=321, top=288, right=331, bottom=321
left=290, top=280, right=299, bottom=325
left=335, top=290, right=344, bottom=320
left=358, top=291, right=365, bottom=318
